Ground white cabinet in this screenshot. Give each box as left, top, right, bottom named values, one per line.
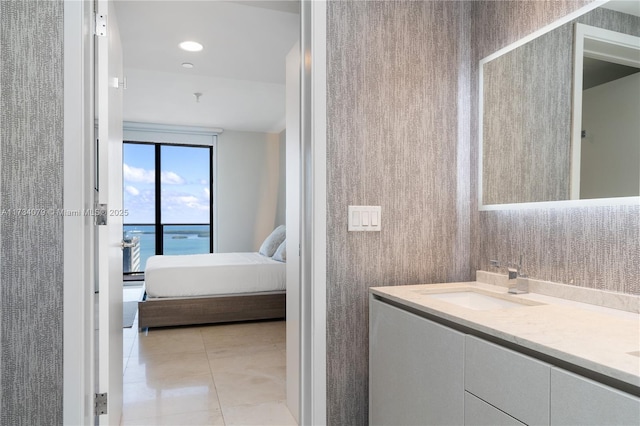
left=369, top=296, right=640, bottom=426
left=465, top=336, right=550, bottom=425
left=465, top=391, right=524, bottom=426
left=550, top=368, right=640, bottom=426
left=369, top=296, right=465, bottom=425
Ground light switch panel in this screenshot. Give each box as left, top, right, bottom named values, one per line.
left=362, top=212, right=369, bottom=226
left=352, top=210, right=361, bottom=226
left=348, top=205, right=381, bottom=231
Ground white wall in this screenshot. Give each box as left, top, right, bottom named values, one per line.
left=580, top=72, right=640, bottom=199
left=275, top=129, right=287, bottom=226
left=216, top=130, right=285, bottom=252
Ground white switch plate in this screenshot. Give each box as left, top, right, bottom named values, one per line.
left=348, top=205, right=381, bottom=232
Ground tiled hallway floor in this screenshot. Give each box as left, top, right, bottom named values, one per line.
left=121, top=313, right=295, bottom=426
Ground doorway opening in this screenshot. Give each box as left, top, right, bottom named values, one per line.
left=115, top=0, right=301, bottom=424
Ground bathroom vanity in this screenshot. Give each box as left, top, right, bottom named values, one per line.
left=369, top=276, right=640, bottom=425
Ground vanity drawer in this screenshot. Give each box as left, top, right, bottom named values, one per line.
left=465, top=336, right=550, bottom=425
left=465, top=392, right=524, bottom=426
left=550, top=368, right=640, bottom=426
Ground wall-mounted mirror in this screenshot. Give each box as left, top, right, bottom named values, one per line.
left=479, top=0, right=640, bottom=210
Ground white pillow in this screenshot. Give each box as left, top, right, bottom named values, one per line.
left=272, top=240, right=286, bottom=262
left=259, top=225, right=286, bottom=257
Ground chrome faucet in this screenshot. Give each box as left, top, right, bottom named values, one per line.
left=507, top=256, right=528, bottom=294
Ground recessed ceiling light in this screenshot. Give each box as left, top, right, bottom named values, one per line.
left=182, top=62, right=194, bottom=69
left=179, top=41, right=203, bottom=52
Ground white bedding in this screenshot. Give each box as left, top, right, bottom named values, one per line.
left=144, top=252, right=286, bottom=298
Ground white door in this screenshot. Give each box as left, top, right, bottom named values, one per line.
left=96, top=0, right=124, bottom=423
left=285, top=41, right=301, bottom=422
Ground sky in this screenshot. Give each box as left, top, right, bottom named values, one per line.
left=123, top=143, right=211, bottom=224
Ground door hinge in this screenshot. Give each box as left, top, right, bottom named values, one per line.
left=95, top=13, right=107, bottom=37
left=95, top=203, right=108, bottom=226
left=95, top=392, right=108, bottom=416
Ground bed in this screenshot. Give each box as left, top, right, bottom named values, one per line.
left=138, top=251, right=287, bottom=330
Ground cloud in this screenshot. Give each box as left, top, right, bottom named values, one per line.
left=123, top=164, right=154, bottom=183
left=123, top=163, right=185, bottom=185
left=122, top=189, right=156, bottom=223
left=160, top=191, right=211, bottom=223
left=176, top=195, right=209, bottom=211
left=161, top=171, right=185, bottom=185
left=125, top=185, right=140, bottom=196
left=204, top=188, right=210, bottom=198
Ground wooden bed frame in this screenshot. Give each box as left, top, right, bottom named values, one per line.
left=137, top=291, right=286, bottom=330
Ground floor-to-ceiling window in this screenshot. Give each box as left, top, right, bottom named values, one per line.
left=122, top=142, right=156, bottom=277
left=123, top=141, right=213, bottom=278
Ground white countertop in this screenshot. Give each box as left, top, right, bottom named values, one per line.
left=370, top=281, right=640, bottom=389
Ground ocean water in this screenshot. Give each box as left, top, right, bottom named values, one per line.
left=123, top=224, right=211, bottom=272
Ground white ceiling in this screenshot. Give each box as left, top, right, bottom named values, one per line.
left=114, top=0, right=633, bottom=134
left=603, top=0, right=640, bottom=17
left=114, top=1, right=300, bottom=133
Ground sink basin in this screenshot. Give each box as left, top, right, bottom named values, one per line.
left=415, top=288, right=542, bottom=311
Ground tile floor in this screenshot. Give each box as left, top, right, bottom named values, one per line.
left=121, top=292, right=296, bottom=426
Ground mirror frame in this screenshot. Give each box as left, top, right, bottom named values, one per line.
left=478, top=0, right=640, bottom=211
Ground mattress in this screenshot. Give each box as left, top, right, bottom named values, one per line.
left=144, top=252, right=286, bottom=298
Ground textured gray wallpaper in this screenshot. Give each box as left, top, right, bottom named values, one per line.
left=327, top=1, right=638, bottom=424
left=482, top=27, right=573, bottom=204
left=326, top=1, right=470, bottom=424
left=478, top=206, right=639, bottom=294
left=0, top=0, right=65, bottom=424
left=471, top=0, right=640, bottom=295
